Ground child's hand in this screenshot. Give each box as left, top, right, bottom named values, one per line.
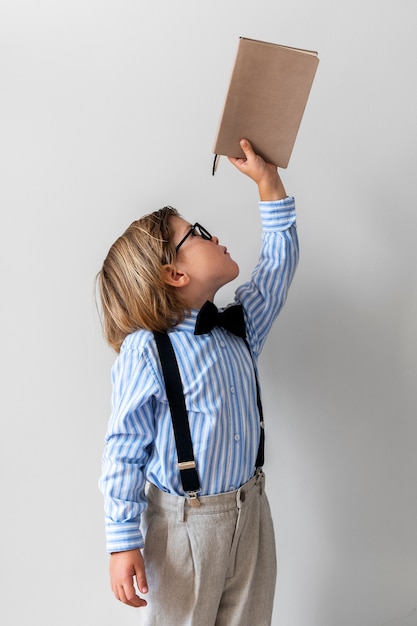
left=109, top=548, right=148, bottom=608
left=228, top=139, right=287, bottom=201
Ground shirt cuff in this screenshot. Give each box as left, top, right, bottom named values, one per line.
left=105, top=520, right=144, bottom=553
left=259, top=196, right=296, bottom=232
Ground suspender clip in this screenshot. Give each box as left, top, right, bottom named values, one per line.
left=188, top=491, right=201, bottom=507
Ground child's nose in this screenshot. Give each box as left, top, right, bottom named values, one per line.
left=212, top=236, right=219, bottom=245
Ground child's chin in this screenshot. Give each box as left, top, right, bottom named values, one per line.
left=229, top=263, right=240, bottom=281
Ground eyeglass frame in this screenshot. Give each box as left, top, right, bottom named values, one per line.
left=175, top=223, right=212, bottom=253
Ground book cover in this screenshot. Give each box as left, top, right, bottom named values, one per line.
left=212, top=37, right=319, bottom=170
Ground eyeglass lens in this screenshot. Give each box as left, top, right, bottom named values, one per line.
left=175, top=223, right=212, bottom=252
left=194, top=224, right=211, bottom=240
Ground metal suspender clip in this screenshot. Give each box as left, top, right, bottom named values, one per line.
left=177, top=461, right=201, bottom=506
left=188, top=491, right=201, bottom=507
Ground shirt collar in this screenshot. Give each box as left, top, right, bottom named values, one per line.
left=172, top=308, right=200, bottom=333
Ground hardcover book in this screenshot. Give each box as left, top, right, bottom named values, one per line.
left=212, top=37, right=319, bottom=171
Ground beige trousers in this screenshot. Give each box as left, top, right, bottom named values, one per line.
left=140, top=471, right=277, bottom=626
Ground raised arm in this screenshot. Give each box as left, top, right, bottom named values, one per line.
left=229, top=139, right=298, bottom=357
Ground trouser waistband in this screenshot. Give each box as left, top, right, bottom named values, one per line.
left=146, top=470, right=265, bottom=520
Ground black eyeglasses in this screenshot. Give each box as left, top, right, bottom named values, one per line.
left=175, top=223, right=212, bottom=253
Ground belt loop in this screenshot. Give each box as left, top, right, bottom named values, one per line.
left=177, top=495, right=185, bottom=522
left=255, top=468, right=264, bottom=494
left=237, top=487, right=245, bottom=510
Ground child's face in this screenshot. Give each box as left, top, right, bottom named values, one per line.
left=170, top=215, right=239, bottom=305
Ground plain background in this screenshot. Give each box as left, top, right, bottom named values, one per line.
left=1, top=1, right=416, bottom=625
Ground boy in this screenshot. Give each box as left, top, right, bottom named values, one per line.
left=98, top=139, right=299, bottom=625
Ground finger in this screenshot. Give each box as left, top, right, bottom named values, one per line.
left=134, top=553, right=149, bottom=595
left=136, top=573, right=148, bottom=595
left=227, top=155, right=245, bottom=167
left=239, top=138, right=254, bottom=156
left=116, top=583, right=147, bottom=608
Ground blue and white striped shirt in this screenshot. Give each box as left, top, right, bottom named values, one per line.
left=99, top=197, right=298, bottom=552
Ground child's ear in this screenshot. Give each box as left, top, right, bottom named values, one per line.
left=161, top=265, right=190, bottom=288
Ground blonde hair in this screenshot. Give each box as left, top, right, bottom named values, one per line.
left=97, top=206, right=188, bottom=352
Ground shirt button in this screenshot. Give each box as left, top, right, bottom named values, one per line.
left=220, top=341, right=225, bottom=347
left=230, top=386, right=235, bottom=393
left=234, top=434, right=240, bottom=442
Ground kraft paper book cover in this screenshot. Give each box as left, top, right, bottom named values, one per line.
left=212, top=37, right=319, bottom=171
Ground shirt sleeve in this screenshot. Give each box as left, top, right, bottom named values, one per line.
left=98, top=340, right=159, bottom=552
left=235, top=196, right=298, bottom=358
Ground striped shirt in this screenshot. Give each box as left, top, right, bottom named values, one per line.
left=99, top=197, right=298, bottom=552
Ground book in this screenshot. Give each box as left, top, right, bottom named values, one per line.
left=212, top=37, right=319, bottom=171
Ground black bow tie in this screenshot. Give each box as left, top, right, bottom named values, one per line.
left=194, top=301, right=246, bottom=338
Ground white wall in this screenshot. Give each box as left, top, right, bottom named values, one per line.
left=1, top=1, right=416, bottom=625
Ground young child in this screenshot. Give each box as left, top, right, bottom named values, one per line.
left=98, top=139, right=299, bottom=626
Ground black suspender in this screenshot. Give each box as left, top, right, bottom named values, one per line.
left=153, top=331, right=200, bottom=498
left=153, top=331, right=265, bottom=503
left=243, top=337, right=265, bottom=469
